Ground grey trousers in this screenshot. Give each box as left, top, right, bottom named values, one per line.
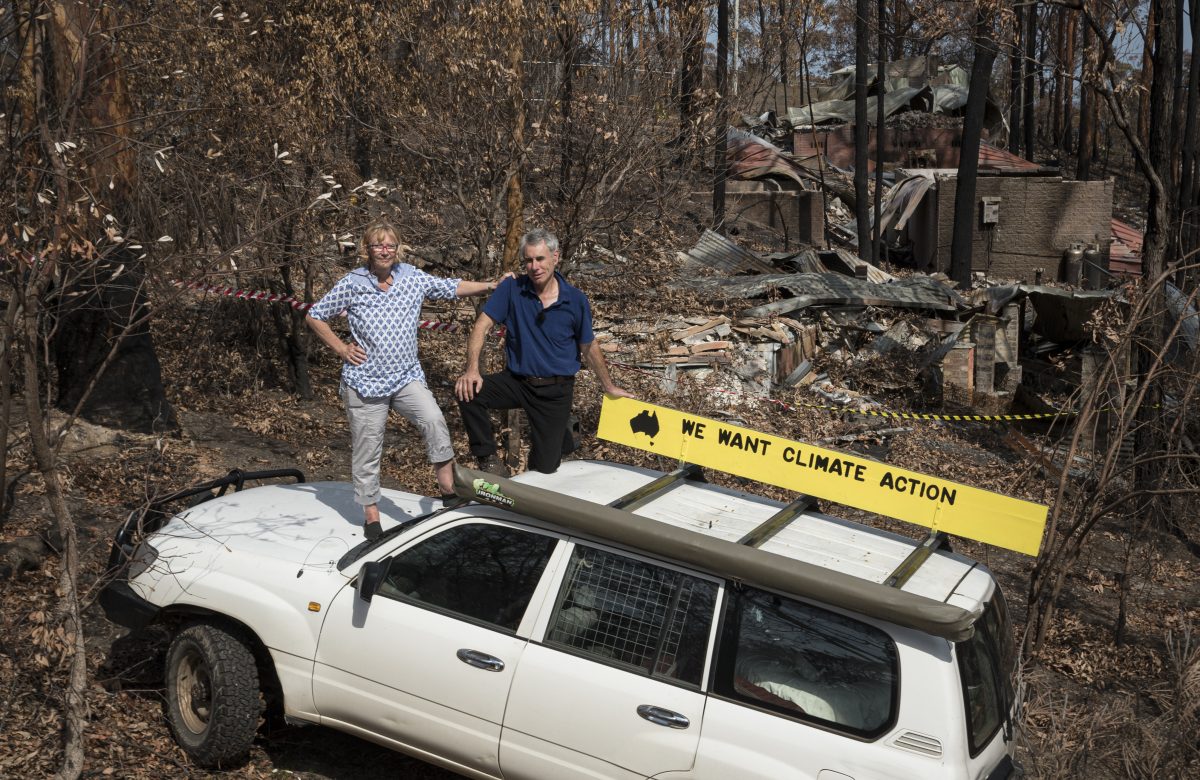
left=342, top=380, right=455, bottom=506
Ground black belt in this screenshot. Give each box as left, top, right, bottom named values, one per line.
left=514, top=374, right=573, bottom=387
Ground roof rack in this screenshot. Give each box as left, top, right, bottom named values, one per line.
left=641, top=463, right=954, bottom=591
left=454, top=464, right=978, bottom=642
left=608, top=463, right=704, bottom=510
left=607, top=464, right=819, bottom=551
left=738, top=494, right=817, bottom=548
left=599, top=463, right=958, bottom=610
left=884, top=531, right=952, bottom=588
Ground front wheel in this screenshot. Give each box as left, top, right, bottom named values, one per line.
left=165, top=621, right=262, bottom=767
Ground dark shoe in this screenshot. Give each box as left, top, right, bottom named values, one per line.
left=477, top=455, right=511, bottom=477
left=364, top=521, right=382, bottom=541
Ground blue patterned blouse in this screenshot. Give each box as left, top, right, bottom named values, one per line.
left=308, top=264, right=460, bottom=396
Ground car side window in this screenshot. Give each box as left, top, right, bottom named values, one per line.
left=544, top=544, right=717, bottom=687
left=957, top=596, right=1009, bottom=755
left=715, top=587, right=898, bottom=738
left=378, top=522, right=556, bottom=631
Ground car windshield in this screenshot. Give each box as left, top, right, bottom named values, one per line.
left=957, top=590, right=1016, bottom=755
left=337, top=508, right=443, bottom=569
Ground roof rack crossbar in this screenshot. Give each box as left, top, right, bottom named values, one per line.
left=453, top=465, right=978, bottom=641
left=738, top=495, right=816, bottom=548
left=608, top=463, right=704, bottom=511
left=884, top=530, right=951, bottom=588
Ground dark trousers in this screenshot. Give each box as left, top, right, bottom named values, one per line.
left=458, top=370, right=575, bottom=474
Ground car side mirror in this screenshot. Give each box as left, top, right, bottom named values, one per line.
left=357, top=560, right=388, bottom=603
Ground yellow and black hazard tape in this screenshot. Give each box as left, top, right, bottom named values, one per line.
left=608, top=362, right=1076, bottom=423
left=780, top=402, right=1073, bottom=422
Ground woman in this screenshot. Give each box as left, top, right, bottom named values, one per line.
left=306, top=219, right=506, bottom=539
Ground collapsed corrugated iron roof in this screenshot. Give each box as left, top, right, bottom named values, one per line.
left=788, top=56, right=1004, bottom=133
left=684, top=271, right=963, bottom=318
left=679, top=229, right=778, bottom=275
left=727, top=128, right=818, bottom=188
left=1109, top=218, right=1143, bottom=276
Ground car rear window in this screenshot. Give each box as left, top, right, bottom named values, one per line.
left=957, top=593, right=1014, bottom=755
left=714, top=586, right=898, bottom=738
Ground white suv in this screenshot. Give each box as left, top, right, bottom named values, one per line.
left=102, top=460, right=1021, bottom=779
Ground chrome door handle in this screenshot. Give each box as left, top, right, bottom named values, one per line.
left=456, top=648, right=505, bottom=672
left=637, top=704, right=690, bottom=729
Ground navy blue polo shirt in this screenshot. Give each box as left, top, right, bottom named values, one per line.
left=482, top=271, right=594, bottom=377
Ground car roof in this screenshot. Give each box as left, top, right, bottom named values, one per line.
left=497, top=460, right=993, bottom=639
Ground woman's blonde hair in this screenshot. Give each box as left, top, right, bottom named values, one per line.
left=357, top=219, right=400, bottom=266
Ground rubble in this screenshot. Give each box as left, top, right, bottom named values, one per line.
left=593, top=86, right=1161, bottom=427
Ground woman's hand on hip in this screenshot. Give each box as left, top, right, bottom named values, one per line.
left=339, top=342, right=367, bottom=366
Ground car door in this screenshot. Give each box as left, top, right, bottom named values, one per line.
left=500, top=542, right=721, bottom=779
left=691, top=585, right=905, bottom=780
left=313, top=519, right=563, bottom=778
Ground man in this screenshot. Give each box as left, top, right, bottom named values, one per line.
left=455, top=228, right=633, bottom=475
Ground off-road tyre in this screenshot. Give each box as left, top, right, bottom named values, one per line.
left=165, top=621, right=262, bottom=767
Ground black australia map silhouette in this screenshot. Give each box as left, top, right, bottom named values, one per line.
left=629, top=410, right=660, bottom=444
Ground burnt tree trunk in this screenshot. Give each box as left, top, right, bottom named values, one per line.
left=873, top=0, right=886, bottom=265
left=271, top=235, right=312, bottom=401
left=1050, top=9, right=1063, bottom=147
left=1008, top=8, right=1022, bottom=155
left=1181, top=0, right=1200, bottom=266
left=778, top=0, right=788, bottom=85
left=21, top=277, right=88, bottom=780
left=1144, top=0, right=1178, bottom=279
left=950, top=11, right=998, bottom=286
left=1060, top=10, right=1076, bottom=154
left=0, top=295, right=18, bottom=520
left=43, top=2, right=176, bottom=434
left=1139, top=0, right=1155, bottom=150
left=1130, top=0, right=1178, bottom=568
left=678, top=0, right=705, bottom=144
left=1076, top=22, right=1095, bottom=180
left=713, top=0, right=729, bottom=232
left=53, top=253, right=177, bottom=432
left=854, top=0, right=871, bottom=258
left=1022, top=1, right=1037, bottom=160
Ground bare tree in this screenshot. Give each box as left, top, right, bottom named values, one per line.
left=1025, top=263, right=1199, bottom=653
left=714, top=0, right=730, bottom=232
left=950, top=8, right=999, bottom=287
left=854, top=0, right=872, bottom=259
left=1009, top=5, right=1024, bottom=155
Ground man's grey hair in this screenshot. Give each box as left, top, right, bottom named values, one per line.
left=518, top=228, right=559, bottom=258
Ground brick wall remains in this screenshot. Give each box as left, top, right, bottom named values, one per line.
left=930, top=176, right=1113, bottom=281
left=724, top=180, right=825, bottom=246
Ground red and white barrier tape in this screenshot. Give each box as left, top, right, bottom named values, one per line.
left=175, top=280, right=474, bottom=332
left=176, top=280, right=314, bottom=312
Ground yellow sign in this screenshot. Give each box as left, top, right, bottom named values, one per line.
left=597, top=398, right=1048, bottom=556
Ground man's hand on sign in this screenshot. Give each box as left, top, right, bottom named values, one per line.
left=604, top=385, right=636, bottom=400
left=340, top=342, right=367, bottom=366
left=455, top=369, right=484, bottom=402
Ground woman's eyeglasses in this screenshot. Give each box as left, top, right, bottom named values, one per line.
left=368, top=243, right=398, bottom=252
